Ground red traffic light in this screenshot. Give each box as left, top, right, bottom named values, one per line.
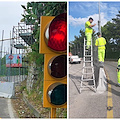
left=45, top=13, right=67, bottom=52
left=48, top=55, right=67, bottom=78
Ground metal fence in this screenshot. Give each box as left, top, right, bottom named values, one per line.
left=70, top=43, right=84, bottom=58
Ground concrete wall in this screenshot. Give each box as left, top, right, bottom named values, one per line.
left=0, top=81, right=15, bottom=98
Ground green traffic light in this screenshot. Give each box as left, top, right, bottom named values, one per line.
left=48, top=84, right=67, bottom=105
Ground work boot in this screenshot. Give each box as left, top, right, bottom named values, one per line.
left=99, top=61, right=104, bottom=68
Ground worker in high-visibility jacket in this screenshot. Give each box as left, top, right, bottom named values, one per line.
left=117, top=57, right=120, bottom=86
left=85, top=17, right=96, bottom=49
left=95, top=32, right=106, bottom=63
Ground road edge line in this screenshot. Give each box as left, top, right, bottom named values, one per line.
left=104, top=68, right=113, bottom=118
left=8, top=99, right=15, bottom=118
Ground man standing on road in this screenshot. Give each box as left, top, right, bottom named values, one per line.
left=85, top=17, right=96, bottom=50
left=95, top=32, right=106, bottom=64
left=117, top=57, right=120, bottom=86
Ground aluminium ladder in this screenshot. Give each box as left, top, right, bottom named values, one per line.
left=80, top=38, right=96, bottom=93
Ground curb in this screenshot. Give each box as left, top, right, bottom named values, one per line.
left=8, top=99, right=18, bottom=118
left=22, top=91, right=41, bottom=118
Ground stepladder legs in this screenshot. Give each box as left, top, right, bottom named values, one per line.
left=80, top=38, right=96, bottom=93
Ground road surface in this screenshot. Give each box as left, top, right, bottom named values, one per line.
left=0, top=98, right=16, bottom=118
left=69, top=61, right=119, bottom=118
left=0, top=75, right=25, bottom=118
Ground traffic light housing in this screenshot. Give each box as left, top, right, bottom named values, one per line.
left=39, top=13, right=67, bottom=108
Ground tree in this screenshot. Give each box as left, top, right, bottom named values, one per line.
left=21, top=2, right=67, bottom=65
left=101, top=11, right=120, bottom=59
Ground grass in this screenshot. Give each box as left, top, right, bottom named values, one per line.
left=19, top=70, right=67, bottom=118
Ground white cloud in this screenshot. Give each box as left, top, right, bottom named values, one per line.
left=69, top=12, right=108, bottom=28
left=0, top=1, right=27, bottom=54
left=69, top=15, right=87, bottom=26
left=100, top=2, right=118, bottom=20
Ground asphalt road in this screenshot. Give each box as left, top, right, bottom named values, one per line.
left=0, top=98, right=15, bottom=118
left=69, top=61, right=119, bottom=118
left=0, top=75, right=25, bottom=118
left=104, top=61, right=120, bottom=118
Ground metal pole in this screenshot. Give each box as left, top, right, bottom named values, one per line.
left=51, top=108, right=56, bottom=118
left=98, top=2, right=101, bottom=35
left=0, top=30, right=4, bottom=75
left=9, top=31, right=12, bottom=82
left=1, top=30, right=4, bottom=57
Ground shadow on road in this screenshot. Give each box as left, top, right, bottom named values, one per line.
left=108, top=86, right=120, bottom=97
left=69, top=74, right=81, bottom=94
left=107, top=79, right=118, bottom=87
left=107, top=79, right=120, bottom=97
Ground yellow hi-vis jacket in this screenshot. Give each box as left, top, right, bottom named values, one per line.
left=117, top=58, right=120, bottom=71
left=95, top=37, right=106, bottom=50
left=85, top=21, right=93, bottom=34
left=118, top=58, right=120, bottom=65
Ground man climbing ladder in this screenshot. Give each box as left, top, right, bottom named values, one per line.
left=85, top=17, right=96, bottom=49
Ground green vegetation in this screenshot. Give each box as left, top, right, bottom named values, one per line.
left=21, top=2, right=67, bottom=118
left=21, top=2, right=67, bottom=66
left=101, top=11, right=120, bottom=59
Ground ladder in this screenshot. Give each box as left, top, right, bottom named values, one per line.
left=80, top=38, right=96, bottom=93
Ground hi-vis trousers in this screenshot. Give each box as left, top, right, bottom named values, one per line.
left=118, top=70, right=120, bottom=84
left=85, top=33, right=92, bottom=49
left=98, top=49, right=105, bottom=62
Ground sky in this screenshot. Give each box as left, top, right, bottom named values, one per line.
left=0, top=1, right=27, bottom=55
left=69, top=2, right=120, bottom=42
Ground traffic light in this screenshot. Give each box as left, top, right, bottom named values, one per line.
left=39, top=13, right=67, bottom=109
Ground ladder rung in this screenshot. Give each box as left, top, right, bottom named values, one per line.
left=85, top=55, right=92, bottom=57
left=81, top=79, right=95, bottom=81
left=80, top=85, right=95, bottom=88
left=85, top=45, right=91, bottom=46
left=84, top=61, right=93, bottom=63
left=85, top=51, right=91, bottom=53
left=82, top=72, right=94, bottom=74
left=85, top=50, right=89, bottom=51
left=85, top=55, right=92, bottom=56
left=83, top=67, right=93, bottom=68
